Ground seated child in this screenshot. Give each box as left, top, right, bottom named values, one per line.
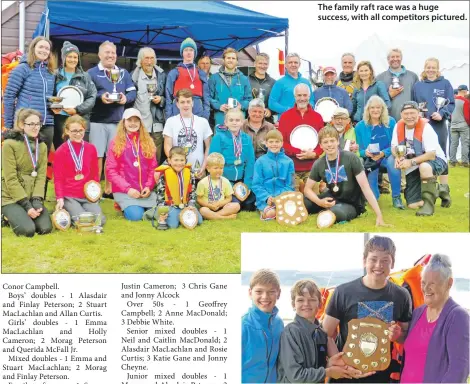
left=154, top=146, right=203, bottom=229
left=277, top=279, right=361, bottom=382
left=252, top=129, right=295, bottom=219
left=242, top=269, right=284, bottom=384
left=209, top=108, right=256, bottom=211
left=196, top=152, right=240, bottom=220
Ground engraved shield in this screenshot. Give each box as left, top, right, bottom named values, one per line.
left=274, top=191, right=308, bottom=227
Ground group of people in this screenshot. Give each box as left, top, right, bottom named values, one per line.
left=242, top=236, right=469, bottom=383
left=2, top=36, right=468, bottom=236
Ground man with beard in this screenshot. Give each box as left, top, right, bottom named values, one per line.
left=327, top=108, right=359, bottom=155
left=248, top=53, right=276, bottom=122
left=336, top=53, right=357, bottom=99
left=131, top=47, right=166, bottom=163
left=209, top=47, right=252, bottom=126
left=197, top=55, right=212, bottom=78
left=377, top=48, right=419, bottom=121
left=277, top=83, right=323, bottom=192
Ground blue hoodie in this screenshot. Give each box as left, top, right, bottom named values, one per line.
left=3, top=56, right=55, bottom=128
left=412, top=76, right=455, bottom=125
left=209, top=68, right=252, bottom=126
left=242, top=305, right=284, bottom=384
left=209, top=126, right=255, bottom=188
left=313, top=84, right=353, bottom=115
left=252, top=149, right=295, bottom=211
left=268, top=72, right=315, bottom=115
left=351, top=80, right=391, bottom=122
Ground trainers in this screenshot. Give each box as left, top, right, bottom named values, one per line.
left=449, top=161, right=457, bottom=167
left=392, top=196, right=405, bottom=210
left=462, top=162, right=469, bottom=168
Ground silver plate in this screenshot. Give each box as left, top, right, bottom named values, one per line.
left=290, top=125, right=319, bottom=151
left=57, top=85, right=84, bottom=108
left=315, top=97, right=339, bottom=123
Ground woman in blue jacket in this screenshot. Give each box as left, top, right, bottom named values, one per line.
left=351, top=61, right=391, bottom=123
left=355, top=95, right=404, bottom=209
left=3, top=36, right=56, bottom=152
left=412, top=57, right=454, bottom=207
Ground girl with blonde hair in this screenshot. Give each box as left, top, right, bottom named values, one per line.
left=106, top=108, right=158, bottom=221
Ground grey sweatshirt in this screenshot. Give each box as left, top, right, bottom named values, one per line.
left=451, top=97, right=470, bottom=130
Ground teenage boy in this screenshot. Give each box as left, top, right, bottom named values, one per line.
left=242, top=269, right=284, bottom=384
left=322, top=236, right=412, bottom=383
left=209, top=109, right=256, bottom=211
left=196, top=152, right=240, bottom=220
left=163, top=88, right=212, bottom=177
left=252, top=130, right=295, bottom=219
left=154, top=146, right=203, bottom=229
left=304, top=125, right=388, bottom=226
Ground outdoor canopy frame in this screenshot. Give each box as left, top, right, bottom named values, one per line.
left=34, top=0, right=289, bottom=59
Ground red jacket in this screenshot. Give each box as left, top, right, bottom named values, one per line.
left=53, top=140, right=99, bottom=199
left=278, top=104, right=324, bottom=172
left=456, top=95, right=470, bottom=126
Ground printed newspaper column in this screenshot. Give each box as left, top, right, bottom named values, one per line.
left=0, top=274, right=241, bottom=383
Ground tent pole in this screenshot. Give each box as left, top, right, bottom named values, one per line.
left=19, top=1, right=25, bottom=52
left=284, top=27, right=289, bottom=56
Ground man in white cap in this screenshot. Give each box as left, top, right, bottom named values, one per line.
left=327, top=107, right=359, bottom=154
left=313, top=66, right=352, bottom=118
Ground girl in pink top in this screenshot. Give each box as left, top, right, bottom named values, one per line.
left=106, top=108, right=157, bottom=221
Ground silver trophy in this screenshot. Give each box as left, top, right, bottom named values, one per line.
left=418, top=102, right=428, bottom=118
left=72, top=212, right=104, bottom=234
left=108, top=69, right=121, bottom=101
left=391, top=77, right=401, bottom=89
left=433, top=96, right=450, bottom=113
left=396, top=145, right=407, bottom=159
left=258, top=88, right=266, bottom=102
left=312, top=68, right=324, bottom=88
left=147, top=83, right=157, bottom=102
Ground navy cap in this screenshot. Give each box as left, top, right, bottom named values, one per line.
left=457, top=84, right=468, bottom=91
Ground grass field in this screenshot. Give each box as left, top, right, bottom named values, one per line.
left=2, top=167, right=468, bottom=274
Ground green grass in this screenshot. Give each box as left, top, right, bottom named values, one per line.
left=2, top=167, right=469, bottom=273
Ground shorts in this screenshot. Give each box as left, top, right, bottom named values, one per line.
left=404, top=158, right=447, bottom=204
left=294, top=171, right=310, bottom=191
left=89, top=122, right=118, bottom=157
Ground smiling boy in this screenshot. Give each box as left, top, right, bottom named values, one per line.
left=242, top=269, right=284, bottom=383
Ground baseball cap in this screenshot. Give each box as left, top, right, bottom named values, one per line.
left=323, top=66, right=336, bottom=75
left=401, top=101, right=419, bottom=112
left=458, top=84, right=468, bottom=91
left=332, top=107, right=349, bottom=117
left=122, top=108, right=142, bottom=120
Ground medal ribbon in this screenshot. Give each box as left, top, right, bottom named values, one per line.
left=232, top=132, right=242, bottom=160
left=126, top=134, right=140, bottom=161
left=179, top=114, right=194, bottom=144
left=24, top=136, right=39, bottom=171
left=325, top=150, right=341, bottom=187
left=208, top=175, right=222, bottom=202
left=184, top=64, right=196, bottom=85
left=67, top=139, right=85, bottom=173
left=177, top=171, right=185, bottom=204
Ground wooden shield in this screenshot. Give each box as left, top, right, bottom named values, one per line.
left=179, top=206, right=199, bottom=230
left=342, top=317, right=391, bottom=373
left=233, top=182, right=251, bottom=202
left=84, top=180, right=102, bottom=203
left=52, top=209, right=71, bottom=231
left=317, top=210, right=336, bottom=229
left=274, top=191, right=308, bottom=226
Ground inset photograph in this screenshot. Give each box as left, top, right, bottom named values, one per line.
left=241, top=233, right=469, bottom=383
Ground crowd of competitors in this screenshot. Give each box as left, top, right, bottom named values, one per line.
left=2, top=36, right=468, bottom=236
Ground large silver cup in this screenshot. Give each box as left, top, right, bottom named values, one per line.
left=433, top=97, right=450, bottom=112
left=72, top=212, right=104, bottom=234
left=108, top=69, right=121, bottom=101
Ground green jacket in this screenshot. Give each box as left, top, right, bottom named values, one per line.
left=1, top=130, right=47, bottom=207
left=321, top=123, right=360, bottom=157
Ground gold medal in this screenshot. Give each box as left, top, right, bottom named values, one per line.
left=75, top=174, right=84, bottom=181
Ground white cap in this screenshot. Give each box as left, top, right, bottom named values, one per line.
left=122, top=108, right=142, bottom=120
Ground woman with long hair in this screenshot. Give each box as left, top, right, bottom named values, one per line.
left=53, top=115, right=105, bottom=225
left=351, top=61, right=391, bottom=123
left=1, top=108, right=52, bottom=237
left=3, top=36, right=57, bottom=151
left=355, top=95, right=404, bottom=209
left=412, top=57, right=455, bottom=207
left=106, top=108, right=158, bottom=221
left=52, top=41, right=97, bottom=149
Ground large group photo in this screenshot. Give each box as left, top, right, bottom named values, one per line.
left=1, top=1, right=469, bottom=273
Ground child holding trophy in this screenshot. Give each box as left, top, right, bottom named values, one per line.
left=209, top=109, right=256, bottom=211
left=106, top=108, right=157, bottom=221
left=1, top=108, right=53, bottom=237
left=53, top=115, right=105, bottom=225
left=252, top=130, right=295, bottom=220
left=154, top=146, right=203, bottom=229
left=196, top=152, right=240, bottom=220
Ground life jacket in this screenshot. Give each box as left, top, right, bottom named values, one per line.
left=396, top=117, right=428, bottom=157
left=174, top=66, right=203, bottom=97
left=155, top=164, right=192, bottom=205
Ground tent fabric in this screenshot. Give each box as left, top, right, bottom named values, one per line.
left=36, top=1, right=288, bottom=58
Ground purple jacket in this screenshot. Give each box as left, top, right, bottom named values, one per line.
left=402, top=297, right=469, bottom=383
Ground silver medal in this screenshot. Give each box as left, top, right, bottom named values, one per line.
left=31, top=171, right=38, bottom=177
left=190, top=84, right=195, bottom=89
left=333, top=185, right=339, bottom=193
left=133, top=161, right=139, bottom=167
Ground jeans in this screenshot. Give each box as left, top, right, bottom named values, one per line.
left=123, top=206, right=146, bottom=221
left=367, top=154, right=401, bottom=199
left=167, top=206, right=203, bottom=229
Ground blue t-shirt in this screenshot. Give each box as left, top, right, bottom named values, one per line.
left=56, top=70, right=74, bottom=116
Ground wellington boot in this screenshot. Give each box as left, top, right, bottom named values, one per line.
left=416, top=179, right=438, bottom=216
left=438, top=183, right=452, bottom=208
